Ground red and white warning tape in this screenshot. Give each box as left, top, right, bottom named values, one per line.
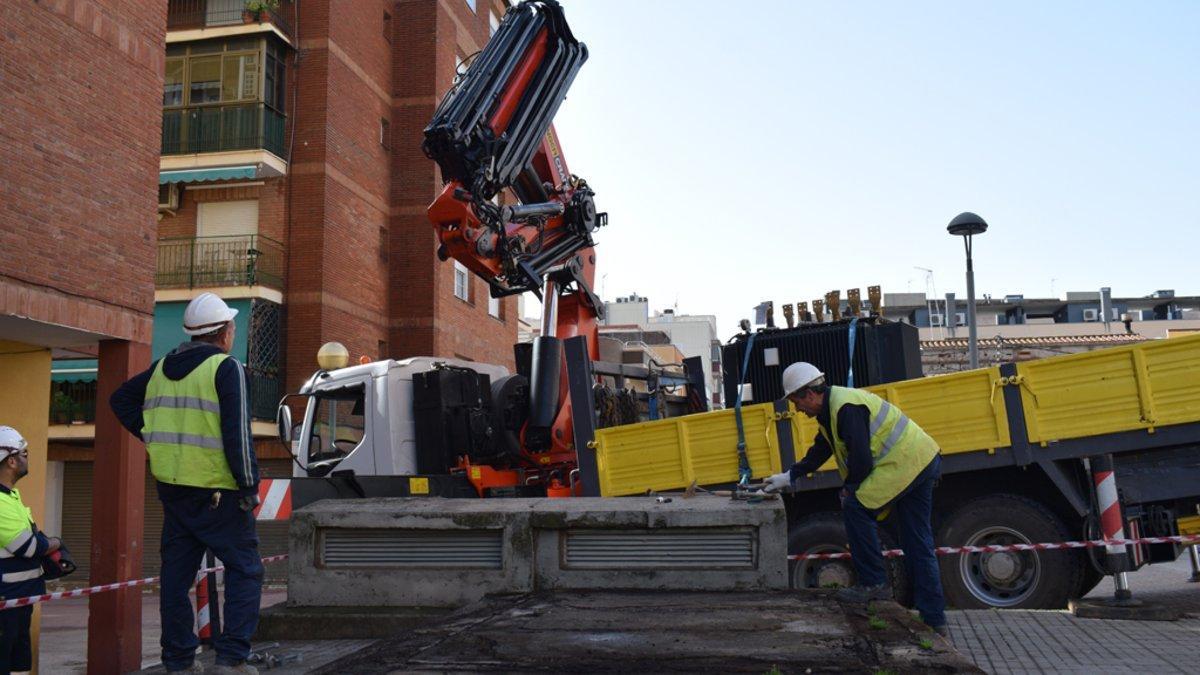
left=0, top=554, right=289, bottom=611
left=788, top=534, right=1200, bottom=560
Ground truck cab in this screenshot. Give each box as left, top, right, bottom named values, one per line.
left=281, top=356, right=509, bottom=479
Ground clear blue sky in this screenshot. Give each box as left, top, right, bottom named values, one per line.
left=529, top=1, right=1198, bottom=336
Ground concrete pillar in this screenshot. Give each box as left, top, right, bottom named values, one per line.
left=0, top=340, right=51, bottom=673
left=87, top=339, right=150, bottom=673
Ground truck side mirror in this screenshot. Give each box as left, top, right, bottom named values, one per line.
left=276, top=404, right=293, bottom=446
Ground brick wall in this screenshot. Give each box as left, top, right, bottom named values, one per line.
left=0, top=0, right=163, bottom=342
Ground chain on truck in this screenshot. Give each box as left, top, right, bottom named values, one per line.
left=273, top=0, right=1200, bottom=612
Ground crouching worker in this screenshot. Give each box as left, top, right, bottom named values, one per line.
left=762, top=362, right=947, bottom=636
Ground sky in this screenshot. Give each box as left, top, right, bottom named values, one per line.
left=519, top=0, right=1199, bottom=337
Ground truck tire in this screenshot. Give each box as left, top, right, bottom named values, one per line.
left=938, top=494, right=1081, bottom=609
left=788, top=512, right=911, bottom=604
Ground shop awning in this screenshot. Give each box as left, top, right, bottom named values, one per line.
left=159, top=165, right=257, bottom=185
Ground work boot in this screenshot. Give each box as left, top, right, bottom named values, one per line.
left=209, top=663, right=259, bottom=675
left=166, top=664, right=203, bottom=674
left=930, top=624, right=950, bottom=638
left=834, top=583, right=891, bottom=604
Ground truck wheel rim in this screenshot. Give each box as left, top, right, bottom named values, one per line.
left=793, top=545, right=855, bottom=589
left=959, top=526, right=1040, bottom=607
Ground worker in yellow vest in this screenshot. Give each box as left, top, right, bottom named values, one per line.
left=0, top=426, right=62, bottom=673
left=762, top=362, right=946, bottom=636
left=110, top=293, right=262, bottom=674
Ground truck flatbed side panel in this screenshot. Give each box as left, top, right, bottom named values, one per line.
left=1019, top=333, right=1200, bottom=444
left=594, top=336, right=1200, bottom=495
left=596, top=403, right=783, bottom=496
left=788, top=367, right=1011, bottom=467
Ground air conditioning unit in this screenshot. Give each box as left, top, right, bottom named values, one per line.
left=157, top=183, right=179, bottom=212
left=929, top=313, right=944, bottom=327
left=955, top=312, right=967, bottom=327
left=1082, top=308, right=1099, bottom=322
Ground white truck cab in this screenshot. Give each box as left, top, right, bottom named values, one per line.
left=281, top=356, right=509, bottom=479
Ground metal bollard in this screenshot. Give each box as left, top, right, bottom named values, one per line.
left=1188, top=545, right=1200, bottom=583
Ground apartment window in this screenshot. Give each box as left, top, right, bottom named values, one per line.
left=378, top=340, right=388, bottom=360
left=454, top=261, right=470, bottom=302
left=383, top=11, right=392, bottom=42
left=164, top=38, right=275, bottom=109
left=466, top=0, right=477, bottom=13
left=488, top=295, right=501, bottom=319
left=489, top=9, right=499, bottom=35
left=380, top=118, right=390, bottom=149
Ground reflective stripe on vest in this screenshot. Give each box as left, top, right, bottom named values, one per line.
left=824, top=386, right=939, bottom=509
left=143, top=354, right=237, bottom=489
left=2, top=568, right=42, bottom=583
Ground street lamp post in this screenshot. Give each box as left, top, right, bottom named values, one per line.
left=947, top=212, right=989, bottom=369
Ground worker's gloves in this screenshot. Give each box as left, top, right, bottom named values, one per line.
left=762, top=472, right=793, bottom=494
left=238, top=492, right=261, bottom=512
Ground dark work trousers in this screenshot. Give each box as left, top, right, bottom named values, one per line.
left=842, top=454, right=946, bottom=628
left=0, top=605, right=32, bottom=673
left=160, top=488, right=263, bottom=670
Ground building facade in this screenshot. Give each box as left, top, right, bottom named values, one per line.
left=602, top=294, right=724, bottom=406
left=1, top=0, right=167, bottom=668
left=44, top=0, right=521, bottom=591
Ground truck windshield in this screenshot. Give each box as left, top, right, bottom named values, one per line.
left=308, top=384, right=366, bottom=471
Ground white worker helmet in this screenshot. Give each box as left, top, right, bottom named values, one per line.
left=183, top=292, right=238, bottom=336
left=781, top=362, right=825, bottom=398
left=0, top=426, right=27, bottom=459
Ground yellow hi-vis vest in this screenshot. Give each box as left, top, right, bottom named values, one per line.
left=818, top=386, right=939, bottom=510
left=143, top=354, right=237, bottom=489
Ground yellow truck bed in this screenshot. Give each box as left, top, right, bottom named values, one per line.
left=594, top=333, right=1200, bottom=497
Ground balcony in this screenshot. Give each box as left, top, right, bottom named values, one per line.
left=162, top=103, right=286, bottom=160
left=157, top=234, right=285, bottom=291
left=168, top=0, right=294, bottom=39
left=49, top=299, right=283, bottom=428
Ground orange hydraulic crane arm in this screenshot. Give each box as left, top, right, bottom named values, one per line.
left=424, top=0, right=604, bottom=464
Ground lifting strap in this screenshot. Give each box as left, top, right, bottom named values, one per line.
left=846, top=316, right=859, bottom=388
left=733, top=332, right=757, bottom=485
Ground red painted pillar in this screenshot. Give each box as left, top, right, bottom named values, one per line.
left=88, top=339, right=150, bottom=673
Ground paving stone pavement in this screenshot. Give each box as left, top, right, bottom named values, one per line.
left=946, top=556, right=1200, bottom=674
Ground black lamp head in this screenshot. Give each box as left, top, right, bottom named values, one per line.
left=947, top=212, right=988, bottom=237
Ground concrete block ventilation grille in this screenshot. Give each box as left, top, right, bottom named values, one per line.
left=320, top=528, right=503, bottom=569
left=562, top=529, right=756, bottom=569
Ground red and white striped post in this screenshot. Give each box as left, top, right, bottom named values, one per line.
left=195, top=575, right=212, bottom=644
left=1090, top=454, right=1134, bottom=603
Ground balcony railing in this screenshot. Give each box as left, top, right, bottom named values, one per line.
left=162, top=103, right=287, bottom=159
left=157, top=235, right=285, bottom=291
left=51, top=371, right=278, bottom=423
left=167, top=0, right=294, bottom=38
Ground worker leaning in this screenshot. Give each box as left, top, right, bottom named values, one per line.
left=0, top=426, right=63, bottom=673
left=763, top=362, right=947, bottom=636
left=111, top=292, right=262, bottom=674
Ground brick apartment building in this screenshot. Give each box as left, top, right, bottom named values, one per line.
left=0, top=0, right=166, bottom=668
left=44, top=0, right=520, bottom=592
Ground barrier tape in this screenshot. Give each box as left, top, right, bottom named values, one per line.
left=789, top=534, right=1200, bottom=560
left=0, top=554, right=288, bottom=611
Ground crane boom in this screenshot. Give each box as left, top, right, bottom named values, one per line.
left=424, top=0, right=604, bottom=471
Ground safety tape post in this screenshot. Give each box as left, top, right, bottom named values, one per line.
left=788, top=534, right=1200, bottom=561
left=0, top=554, right=288, bottom=611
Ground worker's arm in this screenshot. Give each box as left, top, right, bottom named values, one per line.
left=839, top=403, right=873, bottom=491
left=0, top=511, right=54, bottom=560
left=108, top=364, right=156, bottom=441
left=215, top=358, right=260, bottom=492
left=788, top=434, right=833, bottom=481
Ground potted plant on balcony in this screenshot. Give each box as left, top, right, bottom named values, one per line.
left=51, top=391, right=75, bottom=425
left=244, top=0, right=279, bottom=23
